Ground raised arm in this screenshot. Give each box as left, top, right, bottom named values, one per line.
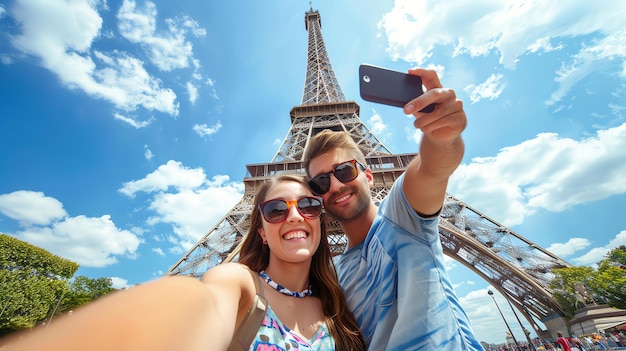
left=402, top=68, right=466, bottom=217
left=4, top=264, right=251, bottom=351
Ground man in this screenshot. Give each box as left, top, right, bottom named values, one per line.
left=304, top=68, right=483, bottom=350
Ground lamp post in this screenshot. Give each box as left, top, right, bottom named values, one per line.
left=46, top=291, right=65, bottom=328
left=488, top=290, right=522, bottom=351
left=505, top=297, right=537, bottom=351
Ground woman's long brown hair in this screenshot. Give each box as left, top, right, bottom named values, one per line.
left=227, top=174, right=365, bottom=350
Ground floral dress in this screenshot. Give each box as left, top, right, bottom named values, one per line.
left=248, top=305, right=334, bottom=350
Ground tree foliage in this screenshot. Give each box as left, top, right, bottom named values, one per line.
left=591, top=246, right=626, bottom=309
left=61, top=276, right=115, bottom=312
left=549, top=246, right=626, bottom=315
left=0, top=234, right=78, bottom=334
left=605, top=245, right=626, bottom=266
left=1, top=234, right=118, bottom=336
left=549, top=266, right=596, bottom=318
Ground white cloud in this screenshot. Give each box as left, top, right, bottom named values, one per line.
left=367, top=110, right=387, bottom=135
left=380, top=1, right=626, bottom=68
left=0, top=189, right=142, bottom=268
left=118, top=161, right=244, bottom=249
left=208, top=88, right=219, bottom=100
left=546, top=238, right=591, bottom=258
left=146, top=183, right=243, bottom=248
left=119, top=160, right=207, bottom=197
left=117, top=0, right=204, bottom=72
left=144, top=145, right=154, bottom=161
left=109, top=277, right=130, bottom=289
left=379, top=1, right=626, bottom=108
left=8, top=0, right=180, bottom=116
left=533, top=230, right=626, bottom=272
left=114, top=112, right=154, bottom=128
left=152, top=247, right=165, bottom=256
left=443, top=255, right=457, bottom=272
left=11, top=0, right=102, bottom=55
left=186, top=81, right=198, bottom=104
left=449, top=122, right=626, bottom=226
left=609, top=103, right=626, bottom=116
left=573, top=230, right=626, bottom=266
left=464, top=73, right=505, bottom=103
left=14, top=214, right=141, bottom=268
left=546, top=31, right=626, bottom=106
left=92, top=51, right=179, bottom=114
left=0, top=4, right=6, bottom=18
left=405, top=126, right=423, bottom=146
left=193, top=121, right=222, bottom=137
left=0, top=190, right=67, bottom=226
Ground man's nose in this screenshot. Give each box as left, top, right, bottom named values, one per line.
left=327, top=172, right=344, bottom=193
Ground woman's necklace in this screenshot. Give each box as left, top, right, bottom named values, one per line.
left=259, top=270, right=312, bottom=298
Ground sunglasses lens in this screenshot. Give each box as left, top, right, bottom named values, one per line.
left=297, top=197, right=323, bottom=218
left=309, top=175, right=330, bottom=195
left=334, top=162, right=359, bottom=182
left=260, top=200, right=288, bottom=223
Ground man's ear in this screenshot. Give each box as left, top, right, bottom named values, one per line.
left=365, top=168, right=374, bottom=187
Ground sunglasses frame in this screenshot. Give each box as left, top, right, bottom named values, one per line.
left=258, top=196, right=324, bottom=224
left=308, top=159, right=366, bottom=195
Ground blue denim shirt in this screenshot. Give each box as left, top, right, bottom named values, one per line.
left=335, top=173, right=484, bottom=351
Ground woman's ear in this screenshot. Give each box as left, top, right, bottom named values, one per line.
left=258, top=228, right=267, bottom=244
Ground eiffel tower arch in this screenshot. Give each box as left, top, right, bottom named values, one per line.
left=167, top=6, right=573, bottom=339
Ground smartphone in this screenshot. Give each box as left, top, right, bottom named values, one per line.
left=359, top=64, right=434, bottom=112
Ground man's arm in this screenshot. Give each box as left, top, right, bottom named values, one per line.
left=402, top=68, right=466, bottom=217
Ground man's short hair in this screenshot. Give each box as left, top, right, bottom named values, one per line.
left=304, top=130, right=366, bottom=176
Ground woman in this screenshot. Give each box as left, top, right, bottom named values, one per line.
left=2, top=174, right=364, bottom=351
left=213, top=174, right=365, bottom=350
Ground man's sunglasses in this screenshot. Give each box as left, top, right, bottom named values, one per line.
left=258, top=196, right=324, bottom=224
left=308, top=159, right=366, bottom=195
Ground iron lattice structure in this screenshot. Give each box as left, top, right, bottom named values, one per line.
left=167, top=7, right=572, bottom=336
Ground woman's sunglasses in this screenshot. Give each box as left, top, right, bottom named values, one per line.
left=258, top=196, right=324, bottom=223
left=308, top=159, right=366, bottom=195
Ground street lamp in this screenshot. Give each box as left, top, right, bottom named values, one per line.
left=488, top=290, right=522, bottom=351
left=505, top=297, right=537, bottom=351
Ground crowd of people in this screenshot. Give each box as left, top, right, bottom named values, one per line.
left=488, top=331, right=626, bottom=351
left=553, top=331, right=625, bottom=351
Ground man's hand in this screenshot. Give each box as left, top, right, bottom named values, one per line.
left=403, top=68, right=467, bottom=143
left=401, top=68, right=465, bottom=216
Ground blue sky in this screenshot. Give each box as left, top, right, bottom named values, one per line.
left=1, top=0, right=625, bottom=345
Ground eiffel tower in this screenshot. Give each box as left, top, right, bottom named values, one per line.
left=167, top=6, right=573, bottom=339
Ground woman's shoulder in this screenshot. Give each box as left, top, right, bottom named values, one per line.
left=202, top=262, right=253, bottom=281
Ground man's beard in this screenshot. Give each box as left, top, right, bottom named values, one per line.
left=324, top=184, right=371, bottom=223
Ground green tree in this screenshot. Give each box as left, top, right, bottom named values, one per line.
left=0, top=234, right=78, bottom=335
left=61, top=276, right=115, bottom=312
left=605, top=245, right=626, bottom=266
left=549, top=266, right=596, bottom=318
left=589, top=246, right=626, bottom=309
left=550, top=246, right=626, bottom=316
